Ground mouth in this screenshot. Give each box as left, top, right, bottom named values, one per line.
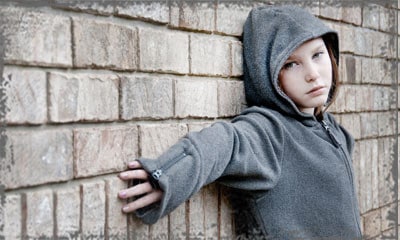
left=307, top=86, right=326, bottom=95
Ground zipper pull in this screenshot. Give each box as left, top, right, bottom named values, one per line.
left=321, top=120, right=341, bottom=148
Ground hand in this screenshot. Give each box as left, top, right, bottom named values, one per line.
left=118, top=160, right=163, bottom=213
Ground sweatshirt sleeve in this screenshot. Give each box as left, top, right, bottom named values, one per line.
left=136, top=113, right=285, bottom=224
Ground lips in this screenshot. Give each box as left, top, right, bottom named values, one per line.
left=307, top=86, right=326, bottom=95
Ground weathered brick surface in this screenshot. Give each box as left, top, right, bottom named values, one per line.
left=363, top=4, right=380, bottom=30
left=353, top=28, right=373, bottom=57
left=105, top=177, right=128, bottom=239
left=0, top=7, right=72, bottom=66
left=53, top=0, right=114, bottom=15
left=2, top=67, right=47, bottom=124
left=340, top=114, right=361, bottom=140
left=358, top=140, right=372, bottom=214
left=139, top=28, right=189, bottom=74
left=81, top=181, right=106, bottom=239
left=189, top=191, right=205, bottom=239
left=204, top=184, right=219, bottom=238
left=220, top=186, right=234, bottom=239
left=175, top=79, right=218, bottom=118
left=48, top=72, right=119, bottom=122
left=342, top=6, right=362, bottom=25
left=231, top=40, right=243, bottom=76
left=73, top=18, right=138, bottom=70
left=26, top=190, right=54, bottom=239
left=120, top=75, right=174, bottom=120
left=74, top=126, right=138, bottom=178
left=0, top=194, right=22, bottom=239
left=363, top=209, right=381, bottom=239
left=378, top=137, right=396, bottom=206
left=360, top=113, right=379, bottom=138
left=55, top=186, right=80, bottom=238
left=380, top=202, right=396, bottom=231
left=170, top=1, right=215, bottom=32
left=218, top=80, right=246, bottom=117
left=115, top=1, right=169, bottom=23
left=190, top=34, right=231, bottom=76
left=1, top=129, right=73, bottom=189
left=216, top=2, right=252, bottom=36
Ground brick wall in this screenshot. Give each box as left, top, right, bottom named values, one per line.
left=0, top=1, right=398, bottom=239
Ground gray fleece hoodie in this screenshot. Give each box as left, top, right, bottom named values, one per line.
left=136, top=5, right=362, bottom=239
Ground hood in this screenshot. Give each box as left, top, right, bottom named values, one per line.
left=242, top=5, right=339, bottom=119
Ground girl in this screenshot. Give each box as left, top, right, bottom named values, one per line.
left=118, top=5, right=362, bottom=239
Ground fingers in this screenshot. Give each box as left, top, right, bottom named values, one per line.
left=118, top=181, right=153, bottom=199
left=121, top=190, right=163, bottom=213
left=119, top=168, right=148, bottom=181
left=127, top=160, right=142, bottom=169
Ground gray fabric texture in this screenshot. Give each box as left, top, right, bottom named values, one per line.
left=135, top=5, right=362, bottom=239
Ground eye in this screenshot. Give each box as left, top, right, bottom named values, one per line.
left=312, top=51, right=325, bottom=59
left=282, top=61, right=297, bottom=70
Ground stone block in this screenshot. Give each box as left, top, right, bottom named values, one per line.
left=363, top=4, right=380, bottom=29
left=340, top=114, right=361, bottom=140
left=344, top=85, right=356, bottom=112
left=170, top=1, right=215, bottom=32
left=353, top=28, right=373, bottom=57
left=55, top=186, right=80, bottom=239
left=204, top=184, right=219, bottom=238
left=115, top=1, right=169, bottom=23
left=380, top=7, right=396, bottom=33
left=48, top=72, right=119, bottom=123
left=73, top=17, right=138, bottom=70
left=377, top=112, right=396, bottom=137
left=175, top=79, right=218, bottom=118
left=0, top=194, right=22, bottom=239
left=360, top=113, right=378, bottom=138
left=231, top=40, right=243, bottom=76
left=373, top=87, right=390, bottom=111
left=74, top=126, right=138, bottom=178
left=139, top=28, right=189, bottom=74
left=220, top=186, right=234, bottom=239
left=105, top=177, right=128, bottom=239
left=380, top=202, right=397, bottom=231
left=370, top=139, right=379, bottom=209
left=363, top=209, right=381, bottom=239
left=120, top=75, right=173, bottom=120
left=0, top=128, right=73, bottom=189
left=0, top=7, right=72, bottom=66
left=128, top=213, right=149, bottom=239
left=358, top=140, right=372, bottom=214
left=378, top=137, right=396, bottom=206
left=54, top=0, right=114, bottom=15
left=342, top=6, right=362, bottom=25
left=216, top=2, right=252, bottom=36
left=320, top=1, right=342, bottom=21
left=2, top=67, right=47, bottom=124
left=371, top=31, right=394, bottom=58
left=26, top=190, right=54, bottom=239
left=218, top=80, right=246, bottom=117
left=189, top=190, right=205, bottom=239
left=139, top=123, right=187, bottom=158
left=169, top=201, right=187, bottom=239
left=149, top=215, right=169, bottom=239
left=81, top=181, right=106, bottom=239
left=190, top=34, right=231, bottom=76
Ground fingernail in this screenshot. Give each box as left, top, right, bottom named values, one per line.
left=122, top=206, right=129, bottom=212
left=119, top=191, right=127, bottom=198
left=120, top=173, right=127, bottom=178
left=128, top=162, right=135, bottom=168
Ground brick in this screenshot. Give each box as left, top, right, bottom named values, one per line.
left=115, top=1, right=169, bottom=23
left=371, top=31, right=395, bottom=58
left=169, top=202, right=187, bottom=239
left=342, top=6, right=362, bottom=25
left=286, top=1, right=319, bottom=16
left=139, top=28, right=189, bottom=74
left=340, top=114, right=361, bottom=140
left=216, top=2, right=252, bottom=36
left=81, top=181, right=106, bottom=239
left=381, top=202, right=396, bottom=231
left=48, top=72, right=119, bottom=123
left=170, top=1, right=215, bottom=32
left=360, top=113, right=378, bottom=138
left=128, top=216, right=149, bottom=239
left=358, top=140, right=372, bottom=213
left=2, top=67, right=47, bottom=124
left=74, top=126, right=138, bottom=178
left=204, top=184, right=219, bottom=238
left=120, top=75, right=173, bottom=120
left=73, top=18, right=138, bottom=70
left=149, top=216, right=168, bottom=239
left=371, top=139, right=379, bottom=209
left=340, top=24, right=356, bottom=54
left=352, top=141, right=361, bottom=204
left=0, top=194, right=22, bottom=239
left=139, top=123, right=187, bottom=158
left=105, top=177, right=128, bottom=239
left=320, top=2, right=342, bottom=21
left=353, top=28, right=373, bottom=57
left=377, top=112, right=396, bottom=137
left=380, top=7, right=396, bottom=32
left=190, top=34, right=231, bottom=76
left=381, top=60, right=397, bottom=85
left=0, top=7, right=72, bottom=66
left=220, top=186, right=234, bottom=239
left=218, top=80, right=246, bottom=117
left=378, top=137, right=396, bottom=206
left=363, top=209, right=381, bottom=239
left=55, top=186, right=80, bottom=239
left=189, top=191, right=205, bottom=239
left=53, top=0, right=114, bottom=15
left=344, top=85, right=356, bottom=112
left=373, top=87, right=390, bottom=111
left=188, top=122, right=213, bottom=132
left=363, top=4, right=380, bottom=30
left=175, top=79, right=218, bottom=118
left=231, top=40, right=243, bottom=76
left=341, top=55, right=362, bottom=84
left=0, top=128, right=73, bottom=189
left=26, top=190, right=54, bottom=239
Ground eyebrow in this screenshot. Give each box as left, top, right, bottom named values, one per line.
left=285, top=43, right=326, bottom=61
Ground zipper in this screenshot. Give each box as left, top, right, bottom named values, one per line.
left=320, top=120, right=362, bottom=237
left=150, top=152, right=187, bottom=181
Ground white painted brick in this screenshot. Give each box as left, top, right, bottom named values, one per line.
left=139, top=28, right=189, bottom=74
left=175, top=79, right=218, bottom=118
left=218, top=80, right=246, bottom=117
left=216, top=2, right=252, bottom=36
left=0, top=128, right=73, bottom=189
left=170, top=2, right=215, bottom=32
left=73, top=17, right=138, bottom=70
left=73, top=126, right=138, bottom=178
left=26, top=190, right=54, bottom=239
left=120, top=75, right=174, bottom=120
left=2, top=67, right=47, bottom=124
left=115, top=1, right=169, bottom=23
left=55, top=186, right=80, bottom=238
left=0, top=194, right=22, bottom=239
left=48, top=72, right=119, bottom=123
left=81, top=181, right=106, bottom=239
left=0, top=7, right=72, bottom=66
left=190, top=34, right=231, bottom=76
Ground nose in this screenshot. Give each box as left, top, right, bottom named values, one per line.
left=304, top=63, right=320, bottom=82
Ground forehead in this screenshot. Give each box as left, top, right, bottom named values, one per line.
left=288, top=38, right=326, bottom=58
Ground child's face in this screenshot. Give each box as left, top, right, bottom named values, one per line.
left=278, top=38, right=332, bottom=115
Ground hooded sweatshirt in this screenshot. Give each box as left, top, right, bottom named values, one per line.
left=135, top=5, right=362, bottom=239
